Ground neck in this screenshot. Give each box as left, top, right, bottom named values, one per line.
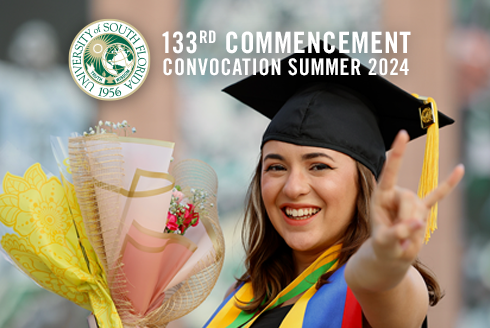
left=291, top=250, right=323, bottom=277
left=291, top=242, right=342, bottom=277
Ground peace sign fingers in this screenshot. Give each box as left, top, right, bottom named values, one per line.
left=370, top=128, right=465, bottom=264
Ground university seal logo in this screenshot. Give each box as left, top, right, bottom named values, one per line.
left=69, top=19, right=150, bottom=100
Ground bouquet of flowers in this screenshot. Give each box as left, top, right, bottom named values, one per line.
left=0, top=122, right=225, bottom=328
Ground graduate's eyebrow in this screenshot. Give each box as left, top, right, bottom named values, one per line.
left=263, top=152, right=335, bottom=162
left=302, top=152, right=335, bottom=162
left=263, top=153, right=284, bottom=161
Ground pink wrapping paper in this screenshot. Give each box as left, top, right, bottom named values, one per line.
left=121, top=221, right=197, bottom=314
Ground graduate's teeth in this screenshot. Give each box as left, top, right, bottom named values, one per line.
left=284, top=207, right=320, bottom=220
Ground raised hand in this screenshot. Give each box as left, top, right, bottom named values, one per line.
left=371, top=130, right=464, bottom=264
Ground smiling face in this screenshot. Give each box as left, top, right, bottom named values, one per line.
left=261, top=140, right=359, bottom=259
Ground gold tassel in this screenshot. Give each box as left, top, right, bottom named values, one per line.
left=412, top=94, right=439, bottom=243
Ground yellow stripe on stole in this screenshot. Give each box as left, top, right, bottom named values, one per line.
left=280, top=286, right=317, bottom=327
left=242, top=245, right=341, bottom=328
left=207, top=283, right=254, bottom=328
left=279, top=261, right=339, bottom=327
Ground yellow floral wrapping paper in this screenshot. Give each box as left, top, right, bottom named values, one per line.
left=0, top=163, right=122, bottom=327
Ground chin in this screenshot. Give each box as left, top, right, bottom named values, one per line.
left=282, top=231, right=338, bottom=254
left=283, top=234, right=319, bottom=252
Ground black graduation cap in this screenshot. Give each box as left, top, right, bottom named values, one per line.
left=222, top=41, right=454, bottom=180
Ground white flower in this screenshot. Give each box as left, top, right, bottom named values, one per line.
left=117, top=122, right=122, bottom=128
left=90, top=130, right=95, bottom=135
left=122, top=120, right=128, bottom=126
left=99, top=120, right=103, bottom=126
left=113, top=124, right=117, bottom=129
left=83, top=131, right=88, bottom=136
left=132, top=127, right=136, bottom=133
left=105, top=121, right=111, bottom=126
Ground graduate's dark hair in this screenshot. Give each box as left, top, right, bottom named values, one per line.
left=236, top=156, right=442, bottom=313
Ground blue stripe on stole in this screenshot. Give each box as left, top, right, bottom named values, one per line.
left=303, top=265, right=348, bottom=328
left=202, top=282, right=245, bottom=328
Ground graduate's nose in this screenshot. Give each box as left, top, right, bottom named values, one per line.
left=283, top=169, right=310, bottom=199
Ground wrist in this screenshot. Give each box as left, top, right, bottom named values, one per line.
left=346, top=238, right=413, bottom=293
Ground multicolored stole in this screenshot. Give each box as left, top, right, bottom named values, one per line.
left=204, top=244, right=362, bottom=328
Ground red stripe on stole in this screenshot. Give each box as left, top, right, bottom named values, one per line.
left=341, top=287, right=362, bottom=328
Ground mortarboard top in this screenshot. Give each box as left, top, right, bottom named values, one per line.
left=222, top=41, right=450, bottom=241
left=223, top=41, right=453, bottom=178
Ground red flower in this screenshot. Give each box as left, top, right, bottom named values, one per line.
left=166, top=213, right=179, bottom=231
left=182, top=204, right=199, bottom=229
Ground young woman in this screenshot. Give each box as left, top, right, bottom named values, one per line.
left=203, top=46, right=464, bottom=328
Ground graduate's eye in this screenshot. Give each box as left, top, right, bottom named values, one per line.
left=264, top=164, right=286, bottom=172
left=310, top=163, right=333, bottom=171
